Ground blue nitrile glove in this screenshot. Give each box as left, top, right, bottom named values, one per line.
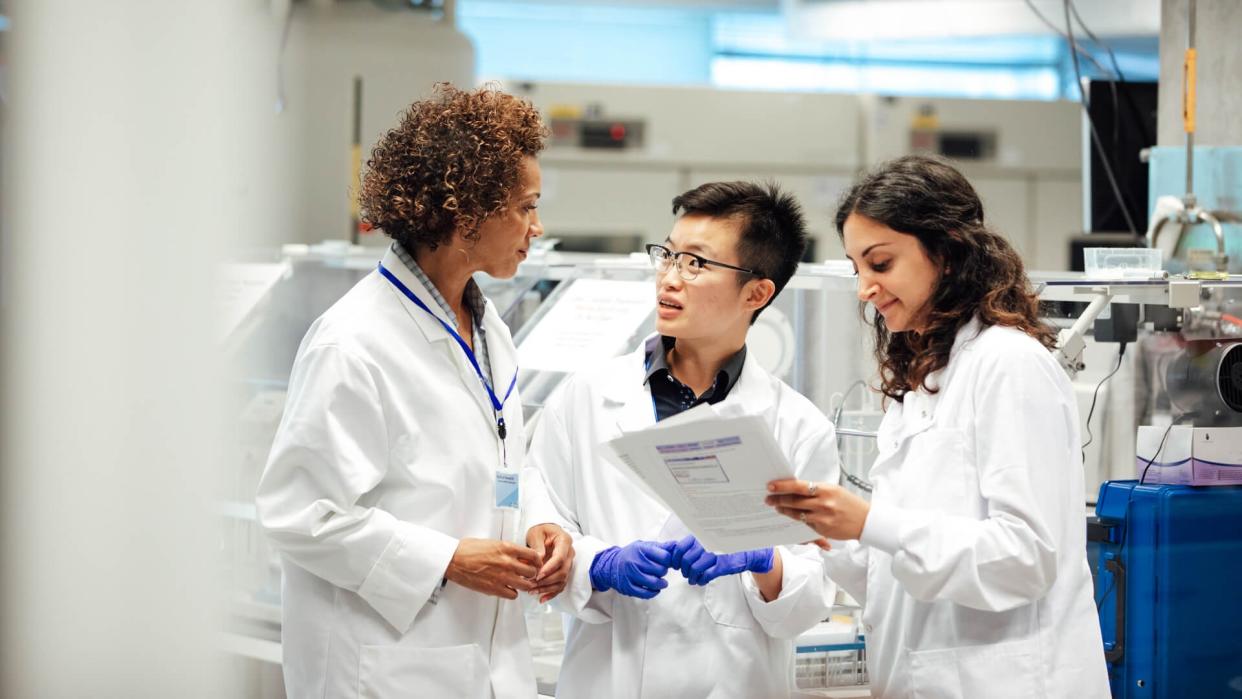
left=589, top=540, right=676, bottom=599
left=692, top=547, right=774, bottom=586
left=669, top=535, right=717, bottom=586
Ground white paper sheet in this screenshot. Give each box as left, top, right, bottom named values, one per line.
left=217, top=262, right=289, bottom=343
left=517, top=278, right=653, bottom=373
left=604, top=404, right=821, bottom=553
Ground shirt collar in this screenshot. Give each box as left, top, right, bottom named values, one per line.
left=644, top=335, right=748, bottom=399
left=391, top=241, right=486, bottom=329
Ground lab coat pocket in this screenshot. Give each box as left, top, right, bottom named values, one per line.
left=703, top=576, right=760, bottom=630
left=902, top=428, right=974, bottom=515
left=358, top=643, right=490, bottom=699
left=908, top=638, right=1041, bottom=699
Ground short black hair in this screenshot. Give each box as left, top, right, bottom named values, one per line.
left=671, top=181, right=808, bottom=322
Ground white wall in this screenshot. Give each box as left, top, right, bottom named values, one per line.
left=512, top=82, right=1083, bottom=271
left=0, top=1, right=276, bottom=695
left=277, top=3, right=475, bottom=247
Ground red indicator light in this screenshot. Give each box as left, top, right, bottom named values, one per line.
left=609, top=123, right=626, bottom=141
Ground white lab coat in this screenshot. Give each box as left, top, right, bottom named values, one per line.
left=522, top=334, right=838, bottom=698
left=822, top=319, right=1110, bottom=699
left=256, top=247, right=535, bottom=699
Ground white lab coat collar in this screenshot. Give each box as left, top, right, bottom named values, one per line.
left=601, top=333, right=776, bottom=433
left=877, top=316, right=986, bottom=456
left=379, top=246, right=456, bottom=347
left=377, top=247, right=519, bottom=419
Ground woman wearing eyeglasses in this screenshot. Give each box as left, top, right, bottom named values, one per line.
left=521, top=181, right=839, bottom=698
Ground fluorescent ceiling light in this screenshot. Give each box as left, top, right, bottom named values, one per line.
left=782, top=0, right=1159, bottom=41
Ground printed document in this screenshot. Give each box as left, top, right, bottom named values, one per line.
left=605, top=404, right=821, bottom=553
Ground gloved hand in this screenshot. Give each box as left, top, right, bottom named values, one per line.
left=693, top=548, right=774, bottom=586
left=669, top=535, right=717, bottom=586
left=589, top=540, right=675, bottom=599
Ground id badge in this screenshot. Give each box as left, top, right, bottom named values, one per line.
left=494, top=468, right=519, bottom=510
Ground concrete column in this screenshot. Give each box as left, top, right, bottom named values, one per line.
left=1159, top=0, right=1242, bottom=146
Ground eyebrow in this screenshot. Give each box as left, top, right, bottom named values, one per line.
left=667, top=240, right=714, bottom=256
left=845, top=242, right=892, bottom=261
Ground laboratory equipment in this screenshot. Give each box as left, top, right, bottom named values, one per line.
left=1091, top=481, right=1242, bottom=698
left=1083, top=247, right=1164, bottom=280
left=794, top=616, right=868, bottom=692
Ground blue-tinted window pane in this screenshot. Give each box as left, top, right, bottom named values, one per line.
left=712, top=56, right=1061, bottom=100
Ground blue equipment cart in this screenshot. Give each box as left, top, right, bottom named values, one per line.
left=1091, top=480, right=1242, bottom=698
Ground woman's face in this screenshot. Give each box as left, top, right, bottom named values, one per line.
left=842, top=213, right=941, bottom=333
left=470, top=156, right=543, bottom=279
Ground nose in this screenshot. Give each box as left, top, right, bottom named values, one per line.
left=658, top=258, right=683, bottom=289
left=529, top=210, right=544, bottom=238
left=857, top=273, right=879, bottom=302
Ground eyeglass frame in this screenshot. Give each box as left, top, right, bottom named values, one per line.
left=644, top=243, right=763, bottom=281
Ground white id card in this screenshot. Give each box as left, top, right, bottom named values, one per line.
left=495, top=468, right=519, bottom=510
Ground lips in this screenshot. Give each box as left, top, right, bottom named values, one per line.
left=875, top=299, right=897, bottom=315
left=658, top=295, right=683, bottom=310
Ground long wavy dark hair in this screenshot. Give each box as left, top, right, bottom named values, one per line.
left=835, top=155, right=1055, bottom=401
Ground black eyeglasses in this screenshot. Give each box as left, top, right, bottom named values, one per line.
left=645, top=243, right=761, bottom=281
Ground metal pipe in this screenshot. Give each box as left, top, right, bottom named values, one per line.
left=1199, top=209, right=1227, bottom=270
left=1184, top=0, right=1198, bottom=201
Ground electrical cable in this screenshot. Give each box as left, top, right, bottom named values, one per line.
left=1024, top=0, right=1144, bottom=238
left=1064, top=0, right=1141, bottom=238
left=1067, top=1, right=1155, bottom=240
left=1094, top=418, right=1176, bottom=612
left=1082, top=341, right=1127, bottom=461
left=1022, top=0, right=1115, bottom=78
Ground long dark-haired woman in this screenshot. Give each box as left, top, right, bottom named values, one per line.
left=767, top=155, right=1109, bottom=698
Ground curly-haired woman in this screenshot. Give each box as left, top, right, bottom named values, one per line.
left=258, top=84, right=572, bottom=699
left=766, top=155, right=1109, bottom=698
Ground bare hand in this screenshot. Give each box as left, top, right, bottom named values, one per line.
left=765, top=479, right=870, bottom=541
left=526, top=523, right=576, bottom=604
left=445, top=538, right=541, bottom=600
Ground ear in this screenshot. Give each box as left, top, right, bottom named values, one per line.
left=743, top=278, right=777, bottom=312
left=452, top=226, right=479, bottom=249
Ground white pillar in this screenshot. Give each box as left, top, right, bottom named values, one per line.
left=1, top=1, right=269, bottom=695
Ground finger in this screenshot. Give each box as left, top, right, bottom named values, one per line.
left=688, top=553, right=716, bottom=579
left=537, top=537, right=571, bottom=580
left=527, top=529, right=547, bottom=561
left=639, top=542, right=673, bottom=567
left=532, top=578, right=567, bottom=595
left=678, top=545, right=704, bottom=572
left=671, top=535, right=695, bottom=569
left=634, top=556, right=671, bottom=577
left=767, top=478, right=804, bottom=494
left=771, top=506, right=803, bottom=521
left=535, top=567, right=570, bottom=587
left=765, top=494, right=817, bottom=510
left=505, top=542, right=544, bottom=566
left=813, top=539, right=832, bottom=551
left=690, top=565, right=715, bottom=586
left=635, top=572, right=669, bottom=591
left=630, top=586, right=659, bottom=600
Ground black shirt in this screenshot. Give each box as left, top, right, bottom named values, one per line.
left=644, top=335, right=747, bottom=422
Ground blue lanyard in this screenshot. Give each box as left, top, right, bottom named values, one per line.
left=378, top=263, right=517, bottom=440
